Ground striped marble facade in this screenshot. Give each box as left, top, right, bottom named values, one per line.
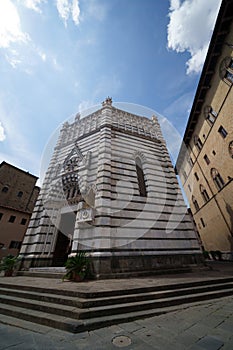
left=20, top=98, right=202, bottom=276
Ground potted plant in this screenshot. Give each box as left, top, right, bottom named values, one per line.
left=0, top=254, right=20, bottom=277
left=63, top=252, right=90, bottom=282
left=203, top=250, right=210, bottom=260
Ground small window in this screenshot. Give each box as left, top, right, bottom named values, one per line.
left=194, top=172, right=199, bottom=181
left=192, top=196, right=199, bottom=212
left=204, top=155, right=210, bottom=165
left=225, top=59, right=233, bottom=83
left=200, top=218, right=205, bottom=228
left=218, top=126, right=228, bottom=138
left=219, top=57, right=233, bottom=83
left=203, top=106, right=217, bottom=125
left=183, top=171, right=188, bottom=181
left=225, top=70, right=233, bottom=83
left=194, top=136, right=203, bottom=151
left=188, top=184, right=191, bottom=192
left=20, top=218, right=27, bottom=225
left=9, top=241, right=22, bottom=249
left=188, top=157, right=194, bottom=167
left=200, top=185, right=210, bottom=202
left=228, top=141, right=233, bottom=158
left=9, top=215, right=16, bottom=223
left=2, top=186, right=9, bottom=193
left=212, top=150, right=216, bottom=156
left=17, top=191, right=23, bottom=198
left=0, top=213, right=3, bottom=220
left=211, top=168, right=225, bottom=191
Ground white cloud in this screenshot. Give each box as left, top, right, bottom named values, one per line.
left=0, top=122, right=6, bottom=141
left=0, top=0, right=30, bottom=49
left=167, top=0, right=221, bottom=74
left=72, top=0, right=80, bottom=25
left=21, top=0, right=46, bottom=13
left=37, top=48, right=47, bottom=62
left=56, top=0, right=80, bottom=26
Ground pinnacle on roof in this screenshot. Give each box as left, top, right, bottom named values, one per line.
left=102, top=96, right=112, bottom=107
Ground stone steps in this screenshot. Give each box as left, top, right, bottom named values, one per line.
left=0, top=277, right=233, bottom=333
left=17, top=271, right=65, bottom=279
left=2, top=281, right=233, bottom=309
left=79, top=281, right=233, bottom=308
left=0, top=303, right=84, bottom=333
left=2, top=276, right=233, bottom=299
left=17, top=266, right=192, bottom=279
left=0, top=287, right=83, bottom=307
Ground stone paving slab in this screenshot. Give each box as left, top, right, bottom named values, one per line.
left=0, top=295, right=233, bottom=349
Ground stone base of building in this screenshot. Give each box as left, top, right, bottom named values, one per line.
left=90, top=253, right=204, bottom=278
left=19, top=253, right=204, bottom=279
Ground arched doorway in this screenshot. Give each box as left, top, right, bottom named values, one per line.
left=52, top=212, right=76, bottom=266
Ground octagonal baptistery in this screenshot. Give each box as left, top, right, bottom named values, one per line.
left=20, top=98, right=202, bottom=277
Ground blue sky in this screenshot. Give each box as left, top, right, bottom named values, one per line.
left=0, top=0, right=221, bottom=183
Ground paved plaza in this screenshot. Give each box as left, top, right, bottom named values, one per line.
left=0, top=296, right=233, bottom=349
left=0, top=262, right=233, bottom=349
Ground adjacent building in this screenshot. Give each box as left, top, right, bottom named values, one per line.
left=176, top=0, right=233, bottom=256
left=20, top=98, right=202, bottom=277
left=0, top=162, right=40, bottom=259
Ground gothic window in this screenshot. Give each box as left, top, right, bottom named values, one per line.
left=229, top=141, right=233, bottom=158
left=200, top=185, right=210, bottom=202
left=62, top=172, right=80, bottom=201
left=63, top=145, right=84, bottom=172
left=211, top=168, right=225, bottom=191
left=192, top=196, right=199, bottom=212
left=219, top=57, right=233, bottom=84
left=203, top=105, right=217, bottom=125
left=218, top=125, right=228, bottom=138
left=194, top=135, right=203, bottom=151
left=65, top=156, right=80, bottom=172
left=135, top=157, right=147, bottom=197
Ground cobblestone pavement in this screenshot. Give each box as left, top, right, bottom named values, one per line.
left=0, top=296, right=233, bottom=350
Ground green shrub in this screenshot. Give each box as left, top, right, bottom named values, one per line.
left=63, top=252, right=90, bottom=281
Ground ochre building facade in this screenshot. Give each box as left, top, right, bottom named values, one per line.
left=0, top=162, right=39, bottom=259
left=176, top=0, right=233, bottom=256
